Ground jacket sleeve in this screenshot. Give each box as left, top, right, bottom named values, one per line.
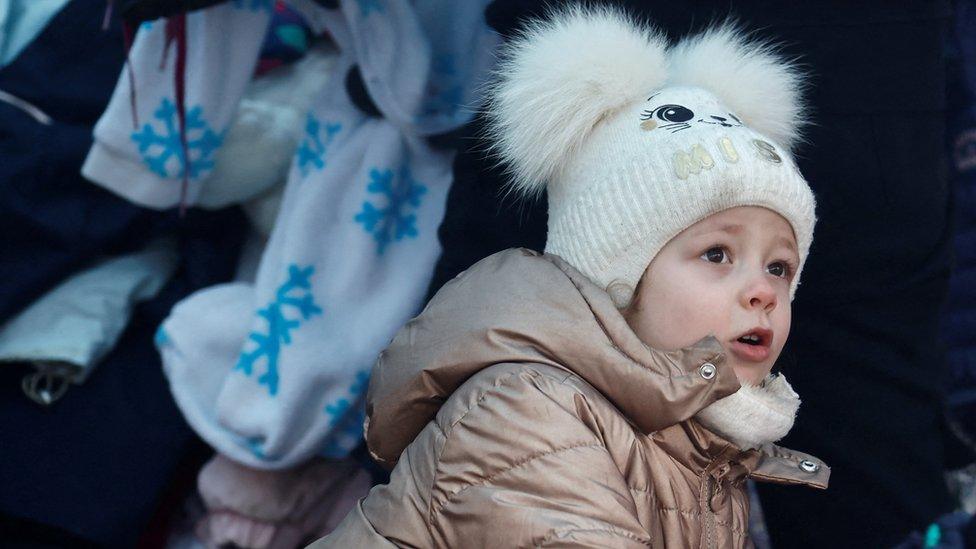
left=426, top=366, right=653, bottom=548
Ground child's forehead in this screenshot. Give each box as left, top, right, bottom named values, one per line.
left=683, top=207, right=798, bottom=245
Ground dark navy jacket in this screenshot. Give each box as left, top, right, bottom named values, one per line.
left=0, top=1, right=244, bottom=545
left=946, top=1, right=976, bottom=436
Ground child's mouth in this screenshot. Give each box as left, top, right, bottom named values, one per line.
left=730, top=328, right=773, bottom=363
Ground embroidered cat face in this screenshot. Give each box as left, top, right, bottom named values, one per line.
left=639, top=89, right=744, bottom=133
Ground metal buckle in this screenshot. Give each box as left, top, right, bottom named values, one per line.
left=21, top=362, right=72, bottom=406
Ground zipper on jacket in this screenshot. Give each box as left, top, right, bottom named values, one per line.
left=700, top=474, right=717, bottom=549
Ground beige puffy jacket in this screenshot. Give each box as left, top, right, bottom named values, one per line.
left=312, top=249, right=829, bottom=548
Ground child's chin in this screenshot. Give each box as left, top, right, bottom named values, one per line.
left=732, top=364, right=772, bottom=386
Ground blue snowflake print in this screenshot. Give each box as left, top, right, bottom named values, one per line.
left=235, top=264, right=323, bottom=396
left=131, top=98, right=223, bottom=180
left=432, top=54, right=456, bottom=76
left=322, top=371, right=370, bottom=426
left=422, top=54, right=463, bottom=119
left=295, top=114, right=341, bottom=177
left=245, top=437, right=267, bottom=459
left=154, top=326, right=171, bottom=348
left=354, top=166, right=427, bottom=254
left=231, top=0, right=274, bottom=11
left=321, top=405, right=366, bottom=458
left=355, top=0, right=383, bottom=16
left=320, top=371, right=369, bottom=458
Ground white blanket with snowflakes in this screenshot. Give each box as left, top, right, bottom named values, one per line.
left=81, top=0, right=496, bottom=469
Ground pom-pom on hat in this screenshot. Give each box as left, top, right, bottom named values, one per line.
left=486, top=6, right=816, bottom=304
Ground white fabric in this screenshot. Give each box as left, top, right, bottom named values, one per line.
left=543, top=86, right=816, bottom=303
left=83, top=0, right=497, bottom=469
left=196, top=46, right=338, bottom=209
left=82, top=3, right=273, bottom=208
left=0, top=0, right=68, bottom=68
left=0, top=239, right=178, bottom=383
left=695, top=374, right=801, bottom=450
left=486, top=8, right=816, bottom=303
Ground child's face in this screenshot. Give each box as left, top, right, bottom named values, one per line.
left=622, top=206, right=799, bottom=385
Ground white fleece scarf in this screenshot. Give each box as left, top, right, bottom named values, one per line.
left=82, top=0, right=498, bottom=469
left=695, top=373, right=800, bottom=450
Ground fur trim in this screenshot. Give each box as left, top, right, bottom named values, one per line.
left=196, top=100, right=302, bottom=209
left=242, top=185, right=284, bottom=238
left=197, top=45, right=337, bottom=208
left=695, top=374, right=800, bottom=450
left=485, top=5, right=669, bottom=197
left=486, top=11, right=808, bottom=199
left=668, top=24, right=807, bottom=151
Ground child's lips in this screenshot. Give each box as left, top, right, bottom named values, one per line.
left=729, top=327, right=774, bottom=363
left=730, top=340, right=771, bottom=363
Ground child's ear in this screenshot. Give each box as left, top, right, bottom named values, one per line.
left=607, top=280, right=635, bottom=309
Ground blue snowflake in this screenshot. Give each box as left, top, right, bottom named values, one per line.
left=354, top=166, right=427, bottom=254
left=323, top=371, right=370, bottom=425
left=154, top=326, right=171, bottom=348
left=421, top=54, right=463, bottom=119
left=432, top=54, right=456, bottom=76
left=245, top=437, right=267, bottom=459
left=235, top=264, right=323, bottom=396
left=355, top=0, right=383, bottom=16
left=296, top=114, right=341, bottom=177
left=321, top=405, right=366, bottom=458
left=231, top=0, right=274, bottom=11
left=131, top=98, right=223, bottom=180
left=320, top=370, right=370, bottom=458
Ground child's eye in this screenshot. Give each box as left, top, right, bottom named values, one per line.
left=767, top=261, right=792, bottom=279
left=701, top=247, right=729, bottom=264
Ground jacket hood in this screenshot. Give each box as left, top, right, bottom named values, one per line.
left=365, top=248, right=742, bottom=467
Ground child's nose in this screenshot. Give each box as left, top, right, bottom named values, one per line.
left=742, top=278, right=777, bottom=312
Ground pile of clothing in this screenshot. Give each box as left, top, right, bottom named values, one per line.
left=1, top=0, right=496, bottom=546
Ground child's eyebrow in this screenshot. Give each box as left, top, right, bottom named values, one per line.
left=689, top=224, right=798, bottom=253
left=691, top=223, right=745, bottom=237
left=775, top=235, right=798, bottom=253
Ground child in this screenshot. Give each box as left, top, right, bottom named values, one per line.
left=313, top=6, right=828, bottom=548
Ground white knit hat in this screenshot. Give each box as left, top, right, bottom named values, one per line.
left=486, top=6, right=817, bottom=303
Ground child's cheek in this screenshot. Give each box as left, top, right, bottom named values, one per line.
left=664, top=295, right=722, bottom=350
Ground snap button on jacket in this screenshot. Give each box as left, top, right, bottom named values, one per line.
left=311, top=249, right=829, bottom=548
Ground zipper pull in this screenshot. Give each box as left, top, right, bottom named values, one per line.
left=21, top=362, right=72, bottom=406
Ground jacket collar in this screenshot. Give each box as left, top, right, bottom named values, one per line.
left=695, top=374, right=801, bottom=450
left=750, top=443, right=830, bottom=489
left=365, top=247, right=829, bottom=491
left=652, top=419, right=829, bottom=489
left=366, top=249, right=741, bottom=465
